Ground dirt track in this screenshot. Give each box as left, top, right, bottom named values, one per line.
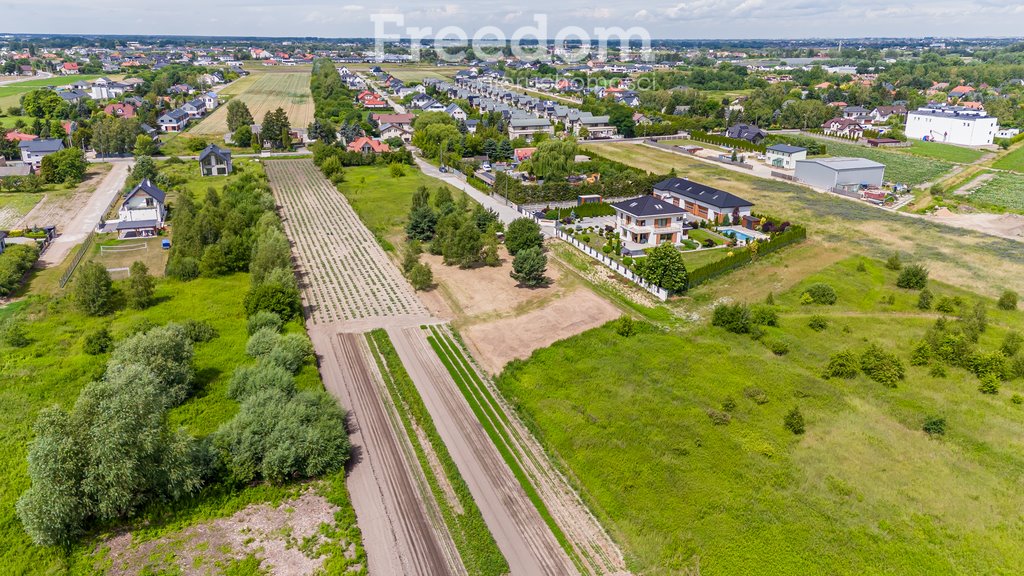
left=388, top=326, right=579, bottom=575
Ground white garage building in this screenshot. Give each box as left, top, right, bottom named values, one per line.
left=794, top=157, right=886, bottom=192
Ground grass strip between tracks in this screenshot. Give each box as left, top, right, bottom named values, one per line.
left=426, top=326, right=586, bottom=572
left=366, top=329, right=509, bottom=576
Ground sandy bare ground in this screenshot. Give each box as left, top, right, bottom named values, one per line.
left=926, top=207, right=1024, bottom=241
left=419, top=248, right=622, bottom=374
left=99, top=488, right=360, bottom=575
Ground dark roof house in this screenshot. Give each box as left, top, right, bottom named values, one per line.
left=725, top=123, right=767, bottom=143
left=653, top=177, right=754, bottom=210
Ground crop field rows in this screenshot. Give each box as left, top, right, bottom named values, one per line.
left=266, top=159, right=427, bottom=324
left=191, top=71, right=314, bottom=136
left=968, top=172, right=1024, bottom=211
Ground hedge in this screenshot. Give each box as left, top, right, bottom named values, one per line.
left=691, top=130, right=767, bottom=153
left=0, top=243, right=41, bottom=296
left=687, top=225, right=806, bottom=289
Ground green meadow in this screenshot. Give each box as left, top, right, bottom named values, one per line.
left=497, top=257, right=1024, bottom=575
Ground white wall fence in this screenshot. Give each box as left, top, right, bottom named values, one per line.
left=554, top=229, right=669, bottom=301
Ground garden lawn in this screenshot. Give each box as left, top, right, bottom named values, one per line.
left=0, top=115, right=32, bottom=128
left=336, top=164, right=463, bottom=247
left=905, top=140, right=986, bottom=164
left=156, top=157, right=265, bottom=203
left=0, top=193, right=43, bottom=229
left=0, top=74, right=113, bottom=109
left=680, top=246, right=740, bottom=269
left=991, top=144, right=1024, bottom=173
left=966, top=172, right=1024, bottom=212
left=812, top=140, right=954, bottom=186
left=497, top=256, right=1024, bottom=576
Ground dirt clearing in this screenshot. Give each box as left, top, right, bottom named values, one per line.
left=98, top=488, right=362, bottom=575
left=418, top=246, right=622, bottom=374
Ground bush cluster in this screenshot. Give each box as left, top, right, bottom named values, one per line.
left=0, top=243, right=40, bottom=296
left=860, top=344, right=906, bottom=387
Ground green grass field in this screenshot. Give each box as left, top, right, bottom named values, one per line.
left=967, top=173, right=1024, bottom=212
left=0, top=193, right=44, bottom=229
left=336, top=164, right=463, bottom=247
left=815, top=140, right=955, bottom=186
left=0, top=74, right=111, bottom=109
left=0, top=115, right=32, bottom=128
left=497, top=256, right=1024, bottom=575
left=905, top=140, right=986, bottom=164
left=991, top=144, right=1024, bottom=173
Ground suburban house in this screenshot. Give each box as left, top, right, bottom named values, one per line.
left=158, top=108, right=190, bottom=132
left=103, top=102, right=136, bottom=118
left=508, top=117, right=553, bottom=141
left=996, top=127, right=1020, bottom=139
left=18, top=139, right=64, bottom=168
left=201, top=91, right=219, bottom=111
left=905, top=104, right=997, bottom=146
left=610, top=195, right=690, bottom=248
left=182, top=98, right=207, bottom=118
left=870, top=105, right=907, bottom=123
left=794, top=157, right=886, bottom=191
left=116, top=179, right=166, bottom=238
left=765, top=144, right=808, bottom=169
left=578, top=115, right=617, bottom=139
left=513, top=147, right=536, bottom=163
left=379, top=123, right=413, bottom=143
left=0, top=157, right=32, bottom=178
left=653, top=177, right=755, bottom=224
left=5, top=130, right=38, bottom=142
left=725, top=123, right=767, bottom=144
left=822, top=117, right=864, bottom=139
left=842, top=105, right=870, bottom=120
left=445, top=103, right=467, bottom=121
left=90, top=78, right=128, bottom=100
left=199, top=144, right=233, bottom=176
left=346, top=137, right=391, bottom=153
left=59, top=62, right=80, bottom=75
left=948, top=85, right=975, bottom=100
left=464, top=119, right=479, bottom=134
left=372, top=113, right=415, bottom=130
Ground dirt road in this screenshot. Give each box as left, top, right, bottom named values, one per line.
left=39, top=161, right=129, bottom=268
left=313, top=329, right=462, bottom=575
left=388, top=326, right=579, bottom=576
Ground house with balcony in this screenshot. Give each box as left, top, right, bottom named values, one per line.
left=653, top=177, right=754, bottom=224
left=116, top=179, right=166, bottom=238
left=508, top=117, right=553, bottom=141
left=577, top=114, right=617, bottom=139
left=610, top=195, right=690, bottom=248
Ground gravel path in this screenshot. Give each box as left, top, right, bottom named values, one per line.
left=39, top=162, right=129, bottom=268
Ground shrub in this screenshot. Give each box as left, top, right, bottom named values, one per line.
left=166, top=256, right=200, bottom=281
left=823, top=350, right=859, bottom=379
left=917, top=288, right=933, bottom=310
left=856, top=260, right=867, bottom=272
left=743, top=387, right=769, bottom=405
left=1001, top=331, right=1023, bottom=357
left=706, top=408, right=731, bottom=426
left=808, top=315, right=828, bottom=332
left=510, top=247, right=548, bottom=287
left=1010, top=354, right=1024, bottom=380
left=935, top=296, right=958, bottom=314
left=978, top=373, right=1000, bottom=394
left=998, top=290, right=1018, bottom=311
left=247, top=311, right=283, bottom=335
left=73, top=262, right=114, bottom=316
left=784, top=407, right=805, bottom=435
left=922, top=416, right=946, bottom=436
left=969, top=351, right=1007, bottom=380
left=802, top=283, right=837, bottom=305
left=409, top=262, right=433, bottom=291
left=244, top=281, right=302, bottom=321
left=2, top=320, right=30, bottom=348
left=181, top=319, right=218, bottom=344
left=246, top=328, right=279, bottom=358
left=82, top=327, right=113, bottom=355
left=896, top=264, right=929, bottom=290
left=615, top=316, right=637, bottom=337
left=910, top=341, right=932, bottom=366
left=721, top=397, right=737, bottom=412
left=749, top=305, right=778, bottom=327
left=0, top=243, right=40, bottom=296
left=860, top=344, right=905, bottom=387
left=247, top=329, right=313, bottom=374
left=228, top=362, right=296, bottom=400
left=711, top=303, right=750, bottom=334
left=622, top=256, right=634, bottom=267
left=1011, top=394, right=1023, bottom=405
left=929, top=365, right=947, bottom=378
left=504, top=218, right=543, bottom=255
left=126, top=261, right=156, bottom=310
left=764, top=338, right=789, bottom=356
left=885, top=253, right=902, bottom=270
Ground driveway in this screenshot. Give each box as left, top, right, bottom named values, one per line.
left=39, top=161, right=129, bottom=267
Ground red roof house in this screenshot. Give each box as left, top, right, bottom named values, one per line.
left=346, top=137, right=391, bottom=153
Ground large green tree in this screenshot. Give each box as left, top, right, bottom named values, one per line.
left=504, top=217, right=543, bottom=256
left=126, top=261, right=155, bottom=309
left=226, top=99, right=254, bottom=132
left=510, top=246, right=548, bottom=287
left=634, top=243, right=688, bottom=293
left=73, top=262, right=114, bottom=316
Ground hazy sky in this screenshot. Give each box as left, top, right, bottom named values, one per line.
left=5, top=0, right=1024, bottom=39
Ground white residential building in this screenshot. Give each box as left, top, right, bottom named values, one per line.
left=905, top=105, right=997, bottom=146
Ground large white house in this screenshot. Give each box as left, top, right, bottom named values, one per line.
left=116, top=179, right=166, bottom=238
left=610, top=195, right=690, bottom=248
left=765, top=144, right=807, bottom=169
left=905, top=105, right=998, bottom=146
